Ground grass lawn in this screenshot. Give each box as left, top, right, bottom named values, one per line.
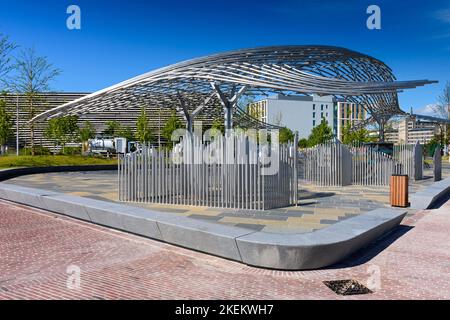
left=0, top=155, right=117, bottom=169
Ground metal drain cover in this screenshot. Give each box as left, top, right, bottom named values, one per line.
left=323, top=279, right=373, bottom=295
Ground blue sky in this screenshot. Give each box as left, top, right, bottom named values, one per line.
left=0, top=0, right=449, bottom=114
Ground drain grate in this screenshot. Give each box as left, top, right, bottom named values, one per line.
left=323, top=279, right=373, bottom=295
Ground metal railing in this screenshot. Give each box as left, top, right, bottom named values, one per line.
left=350, top=145, right=395, bottom=186
left=118, top=133, right=297, bottom=210
left=300, top=141, right=352, bottom=186
left=393, top=141, right=423, bottom=180
left=300, top=141, right=423, bottom=187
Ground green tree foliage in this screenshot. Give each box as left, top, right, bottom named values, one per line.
left=210, top=118, right=225, bottom=135
left=424, top=136, right=440, bottom=157
left=306, top=119, right=334, bottom=147
left=162, top=111, right=183, bottom=142
left=103, top=120, right=121, bottom=136
left=341, top=123, right=374, bottom=145
left=279, top=127, right=294, bottom=144
left=135, top=107, right=153, bottom=144
left=0, top=99, right=13, bottom=153
left=44, top=115, right=79, bottom=154
left=79, top=121, right=96, bottom=142
left=118, top=126, right=135, bottom=142
left=298, top=138, right=309, bottom=148
left=103, top=120, right=135, bottom=141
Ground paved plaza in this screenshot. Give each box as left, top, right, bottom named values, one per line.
left=4, top=171, right=389, bottom=232
left=0, top=197, right=449, bottom=300
left=5, top=165, right=449, bottom=233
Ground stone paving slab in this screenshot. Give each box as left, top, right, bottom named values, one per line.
left=2, top=166, right=449, bottom=233
left=2, top=171, right=389, bottom=233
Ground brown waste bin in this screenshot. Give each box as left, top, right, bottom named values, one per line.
left=390, top=174, right=409, bottom=207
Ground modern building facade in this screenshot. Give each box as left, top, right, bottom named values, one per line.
left=376, top=115, right=442, bottom=145
left=2, top=92, right=202, bottom=151
left=336, top=101, right=367, bottom=140
left=384, top=130, right=400, bottom=144
left=248, top=94, right=366, bottom=140
left=398, top=116, right=440, bottom=144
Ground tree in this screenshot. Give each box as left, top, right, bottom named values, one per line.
left=431, top=81, right=450, bottom=147
left=118, top=126, right=135, bottom=141
left=79, top=121, right=96, bottom=155
left=0, top=99, right=13, bottom=153
left=210, top=118, right=225, bottom=135
left=44, top=115, right=79, bottom=154
left=135, top=107, right=153, bottom=144
left=306, top=119, right=334, bottom=146
left=341, top=122, right=374, bottom=145
left=279, top=127, right=294, bottom=144
left=432, top=81, right=450, bottom=119
left=103, top=120, right=121, bottom=136
left=102, top=120, right=135, bottom=141
left=61, top=115, right=79, bottom=150
left=44, top=118, right=64, bottom=154
left=162, top=111, right=183, bottom=142
left=12, top=47, right=60, bottom=155
left=79, top=121, right=96, bottom=142
left=298, top=138, right=309, bottom=148
left=0, top=33, right=16, bottom=90
left=424, top=136, right=440, bottom=157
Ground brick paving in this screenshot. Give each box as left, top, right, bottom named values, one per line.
left=0, top=198, right=449, bottom=300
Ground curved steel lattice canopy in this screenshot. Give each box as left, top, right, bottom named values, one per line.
left=31, top=45, right=437, bottom=128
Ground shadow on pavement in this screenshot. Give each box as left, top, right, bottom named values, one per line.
left=326, top=224, right=414, bottom=269
left=298, top=191, right=335, bottom=200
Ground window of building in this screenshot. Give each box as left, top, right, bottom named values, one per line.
left=321, top=112, right=324, bottom=118
left=321, top=104, right=323, bottom=110
left=313, top=120, right=316, bottom=126
left=313, top=112, right=315, bottom=118
left=313, top=104, right=315, bottom=110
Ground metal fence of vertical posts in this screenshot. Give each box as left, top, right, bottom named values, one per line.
left=300, top=140, right=352, bottom=186
left=393, top=141, right=423, bottom=180
left=350, top=144, right=395, bottom=186
left=300, top=141, right=423, bottom=187
left=118, top=133, right=297, bottom=210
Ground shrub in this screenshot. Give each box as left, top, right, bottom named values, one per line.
left=20, top=146, right=52, bottom=156
left=60, top=146, right=82, bottom=155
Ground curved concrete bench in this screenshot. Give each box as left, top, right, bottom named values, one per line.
left=410, top=177, right=450, bottom=209
left=0, top=165, right=117, bottom=182
left=0, top=182, right=406, bottom=270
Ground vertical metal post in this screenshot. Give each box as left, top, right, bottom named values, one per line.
left=293, top=131, right=298, bottom=206
left=16, top=94, right=19, bottom=156
left=224, top=105, right=233, bottom=130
